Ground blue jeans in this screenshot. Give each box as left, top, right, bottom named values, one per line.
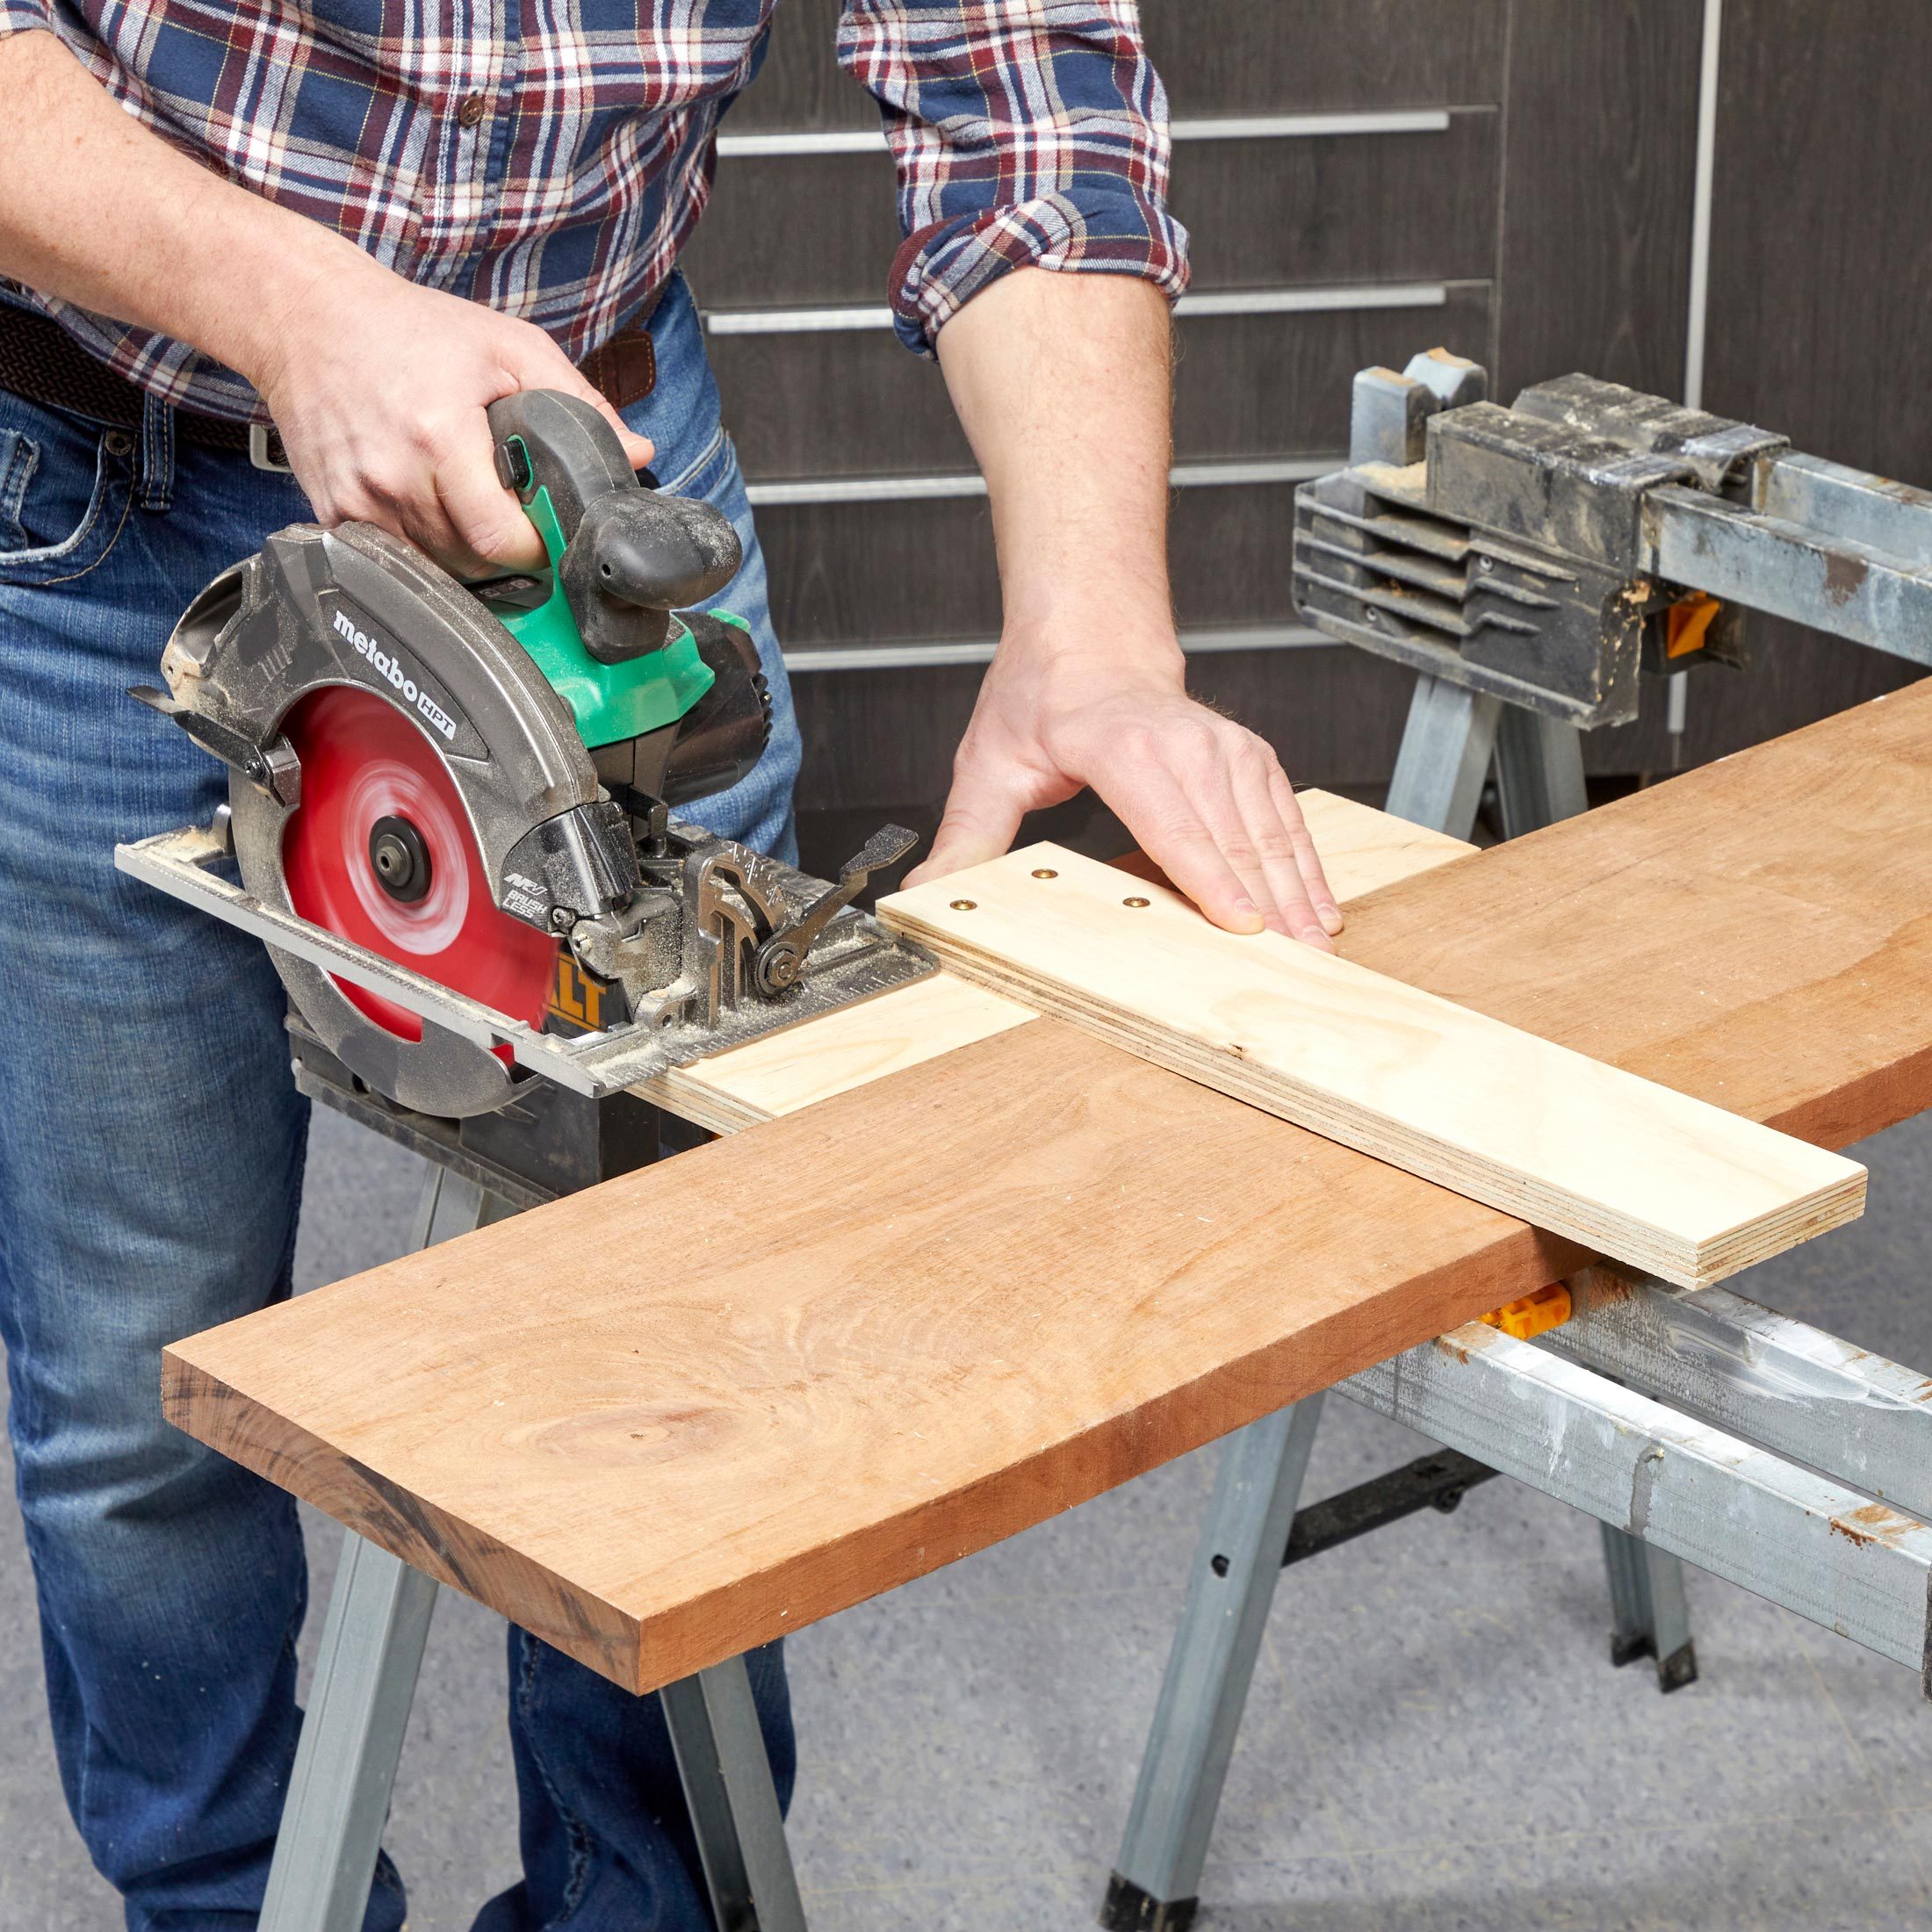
left=0, top=274, right=800, bottom=1931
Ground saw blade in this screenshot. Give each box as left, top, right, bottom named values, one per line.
left=280, top=685, right=558, bottom=1043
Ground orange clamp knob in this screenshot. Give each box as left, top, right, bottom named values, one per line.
left=1480, top=1282, right=1573, bottom=1341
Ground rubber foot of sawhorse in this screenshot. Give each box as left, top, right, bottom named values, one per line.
left=1611, top=1632, right=1701, bottom=1692
left=1100, top=1871, right=1198, bottom=1931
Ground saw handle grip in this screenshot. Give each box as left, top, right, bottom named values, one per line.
left=486, top=390, right=741, bottom=666
left=487, top=390, right=634, bottom=530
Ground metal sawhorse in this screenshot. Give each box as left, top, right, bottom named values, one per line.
left=260, top=1158, right=810, bottom=1932
left=1099, top=675, right=1692, bottom=1932
left=1105, top=341, right=1932, bottom=1928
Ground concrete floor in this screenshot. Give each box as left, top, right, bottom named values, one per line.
left=5, top=1103, right=1932, bottom=1930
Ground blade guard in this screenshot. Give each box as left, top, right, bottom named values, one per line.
left=159, top=518, right=635, bottom=1115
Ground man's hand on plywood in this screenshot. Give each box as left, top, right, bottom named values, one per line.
left=904, top=265, right=1341, bottom=948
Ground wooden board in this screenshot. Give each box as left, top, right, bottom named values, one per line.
left=644, top=789, right=1474, bottom=1132
left=1268, top=787, right=1477, bottom=900
left=879, top=847, right=1864, bottom=1289
left=163, top=687, right=1932, bottom=1695
left=169, top=1022, right=1576, bottom=1695
left=642, top=974, right=1036, bottom=1135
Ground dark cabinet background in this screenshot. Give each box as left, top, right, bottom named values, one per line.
left=681, top=0, right=1931, bottom=877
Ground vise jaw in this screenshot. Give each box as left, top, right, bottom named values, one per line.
left=1294, top=353, right=1789, bottom=727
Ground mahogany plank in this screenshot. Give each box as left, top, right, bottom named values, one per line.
left=164, top=685, right=1932, bottom=1694
left=168, top=1022, right=1574, bottom=1692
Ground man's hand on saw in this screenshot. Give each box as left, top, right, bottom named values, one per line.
left=908, top=624, right=1344, bottom=948
left=905, top=268, right=1342, bottom=947
left=250, top=265, right=654, bottom=579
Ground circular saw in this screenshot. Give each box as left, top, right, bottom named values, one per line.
left=124, top=391, right=930, bottom=1119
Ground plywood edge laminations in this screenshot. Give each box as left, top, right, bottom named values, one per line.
left=878, top=846, right=1866, bottom=1289
left=642, top=789, right=1475, bottom=1131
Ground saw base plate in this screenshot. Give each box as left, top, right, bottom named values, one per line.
left=116, top=819, right=936, bottom=1105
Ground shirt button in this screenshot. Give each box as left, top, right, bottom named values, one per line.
left=457, top=93, right=487, bottom=128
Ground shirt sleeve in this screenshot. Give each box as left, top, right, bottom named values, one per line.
left=0, top=0, right=54, bottom=33
left=838, top=0, right=1192, bottom=357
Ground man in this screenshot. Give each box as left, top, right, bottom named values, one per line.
left=0, top=2, right=1340, bottom=1925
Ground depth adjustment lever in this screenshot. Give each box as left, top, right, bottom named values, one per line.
left=751, top=824, right=919, bottom=996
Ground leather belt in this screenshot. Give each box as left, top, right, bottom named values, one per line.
left=0, top=285, right=664, bottom=474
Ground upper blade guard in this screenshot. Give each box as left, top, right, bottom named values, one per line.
left=161, top=519, right=638, bottom=1114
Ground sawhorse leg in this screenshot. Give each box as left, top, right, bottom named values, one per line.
left=1600, top=1520, right=1698, bottom=1690
left=261, top=1167, right=489, bottom=1932
left=1383, top=674, right=1501, bottom=840
left=1489, top=708, right=1699, bottom=1691
left=1493, top=703, right=1590, bottom=835
left=1103, top=1399, right=1324, bottom=1932
left=1383, top=675, right=1593, bottom=841
left=261, top=1533, right=439, bottom=1932
left=664, top=1661, right=811, bottom=1932
left=262, top=1166, right=810, bottom=1932
left=1104, top=677, right=1696, bottom=1926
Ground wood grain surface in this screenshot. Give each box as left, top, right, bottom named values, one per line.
left=165, top=687, right=1932, bottom=1693
left=645, top=790, right=1474, bottom=1131
left=880, top=848, right=1864, bottom=1289
left=642, top=973, right=1035, bottom=1135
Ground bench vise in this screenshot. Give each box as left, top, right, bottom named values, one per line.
left=1293, top=350, right=1932, bottom=725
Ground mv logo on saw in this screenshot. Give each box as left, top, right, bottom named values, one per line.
left=329, top=608, right=460, bottom=743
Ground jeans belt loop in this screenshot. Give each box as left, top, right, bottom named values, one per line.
left=138, top=392, right=176, bottom=512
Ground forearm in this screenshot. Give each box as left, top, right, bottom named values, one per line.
left=0, top=30, right=366, bottom=393
left=0, top=29, right=646, bottom=573
left=916, top=265, right=1340, bottom=945
left=935, top=269, right=1181, bottom=685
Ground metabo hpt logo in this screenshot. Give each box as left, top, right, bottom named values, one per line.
left=331, top=608, right=459, bottom=742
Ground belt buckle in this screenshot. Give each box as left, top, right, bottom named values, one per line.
left=249, top=423, right=294, bottom=474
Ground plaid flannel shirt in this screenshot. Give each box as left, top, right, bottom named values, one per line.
left=0, top=0, right=1189, bottom=422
